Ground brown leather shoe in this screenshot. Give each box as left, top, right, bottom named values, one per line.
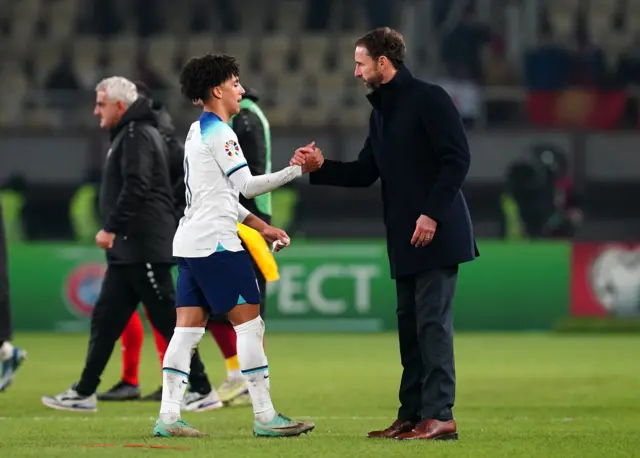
left=367, top=419, right=416, bottom=438
left=395, top=419, right=458, bottom=440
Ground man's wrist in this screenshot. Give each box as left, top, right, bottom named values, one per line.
left=306, top=159, right=324, bottom=174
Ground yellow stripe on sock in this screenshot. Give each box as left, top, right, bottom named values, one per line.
left=225, top=355, right=240, bottom=372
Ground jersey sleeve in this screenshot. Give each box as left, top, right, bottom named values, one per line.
left=211, top=127, right=249, bottom=177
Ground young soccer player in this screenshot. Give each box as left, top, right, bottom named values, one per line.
left=152, top=54, right=315, bottom=438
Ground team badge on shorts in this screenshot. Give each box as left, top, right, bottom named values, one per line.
left=225, top=139, right=240, bottom=157
left=64, top=263, right=107, bottom=318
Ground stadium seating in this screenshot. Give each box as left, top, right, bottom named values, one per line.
left=1, top=0, right=639, bottom=128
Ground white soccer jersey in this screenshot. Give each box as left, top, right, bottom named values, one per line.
left=173, top=111, right=249, bottom=257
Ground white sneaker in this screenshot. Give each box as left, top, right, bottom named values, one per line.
left=225, top=389, right=252, bottom=407
left=42, top=386, right=98, bottom=412
left=218, top=377, right=249, bottom=403
left=0, top=346, right=27, bottom=392
left=182, top=389, right=223, bottom=412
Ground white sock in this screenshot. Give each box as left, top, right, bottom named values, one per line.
left=234, top=317, right=276, bottom=423
left=228, top=369, right=243, bottom=380
left=159, top=327, right=204, bottom=424
left=0, top=341, right=14, bottom=361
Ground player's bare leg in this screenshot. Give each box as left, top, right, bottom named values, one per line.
left=153, top=306, right=208, bottom=438
left=228, top=303, right=314, bottom=437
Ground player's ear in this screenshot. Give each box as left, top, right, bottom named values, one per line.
left=212, top=85, right=223, bottom=100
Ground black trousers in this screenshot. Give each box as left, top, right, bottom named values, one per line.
left=0, top=203, right=11, bottom=343
left=396, top=266, right=458, bottom=422
left=75, top=263, right=211, bottom=396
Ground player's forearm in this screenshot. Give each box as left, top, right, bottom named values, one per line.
left=231, top=165, right=302, bottom=199
left=242, top=212, right=269, bottom=234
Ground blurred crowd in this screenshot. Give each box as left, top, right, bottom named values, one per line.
left=4, top=0, right=640, bottom=130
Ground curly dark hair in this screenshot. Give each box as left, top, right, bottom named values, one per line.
left=179, top=54, right=240, bottom=103
left=355, top=27, right=406, bottom=69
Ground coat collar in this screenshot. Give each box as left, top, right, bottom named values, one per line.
left=366, top=64, right=414, bottom=109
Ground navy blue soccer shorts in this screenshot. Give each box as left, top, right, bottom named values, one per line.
left=175, top=250, right=261, bottom=315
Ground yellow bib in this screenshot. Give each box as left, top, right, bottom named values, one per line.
left=237, top=223, right=280, bottom=282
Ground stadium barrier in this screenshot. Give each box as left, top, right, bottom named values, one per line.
left=9, top=240, right=572, bottom=332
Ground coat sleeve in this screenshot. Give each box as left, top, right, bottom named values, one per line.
left=420, top=85, right=471, bottom=224
left=168, top=139, right=186, bottom=224
left=309, top=136, right=379, bottom=187
left=103, top=126, right=153, bottom=233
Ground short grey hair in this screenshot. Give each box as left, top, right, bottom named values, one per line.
left=95, top=76, right=138, bottom=106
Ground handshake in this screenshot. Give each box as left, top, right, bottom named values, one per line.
left=290, top=141, right=324, bottom=174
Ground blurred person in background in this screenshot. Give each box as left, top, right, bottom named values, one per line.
left=532, top=144, right=583, bottom=238
left=0, top=200, right=27, bottom=392
left=0, top=175, right=27, bottom=243
left=483, top=36, right=520, bottom=126
left=440, top=4, right=492, bottom=84
left=500, top=144, right=581, bottom=240
left=570, top=21, right=607, bottom=89
left=500, top=159, right=550, bottom=239
left=523, top=28, right=572, bottom=91
left=97, top=81, right=220, bottom=412
left=41, top=76, right=215, bottom=412
left=96, top=80, right=188, bottom=402
left=69, top=168, right=102, bottom=244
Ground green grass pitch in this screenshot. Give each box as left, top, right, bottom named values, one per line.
left=2, top=332, right=640, bottom=457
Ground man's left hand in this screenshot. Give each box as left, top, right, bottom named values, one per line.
left=411, top=215, right=437, bottom=247
left=96, top=230, right=116, bottom=249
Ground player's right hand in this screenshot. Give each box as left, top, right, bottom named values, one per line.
left=261, top=226, right=291, bottom=252
left=272, top=238, right=290, bottom=252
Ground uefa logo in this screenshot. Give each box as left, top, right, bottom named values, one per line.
left=589, top=246, right=640, bottom=316
left=63, top=263, right=106, bottom=318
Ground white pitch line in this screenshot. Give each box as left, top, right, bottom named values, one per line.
left=0, top=415, right=584, bottom=422
left=0, top=416, right=388, bottom=422
left=0, top=416, right=155, bottom=421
